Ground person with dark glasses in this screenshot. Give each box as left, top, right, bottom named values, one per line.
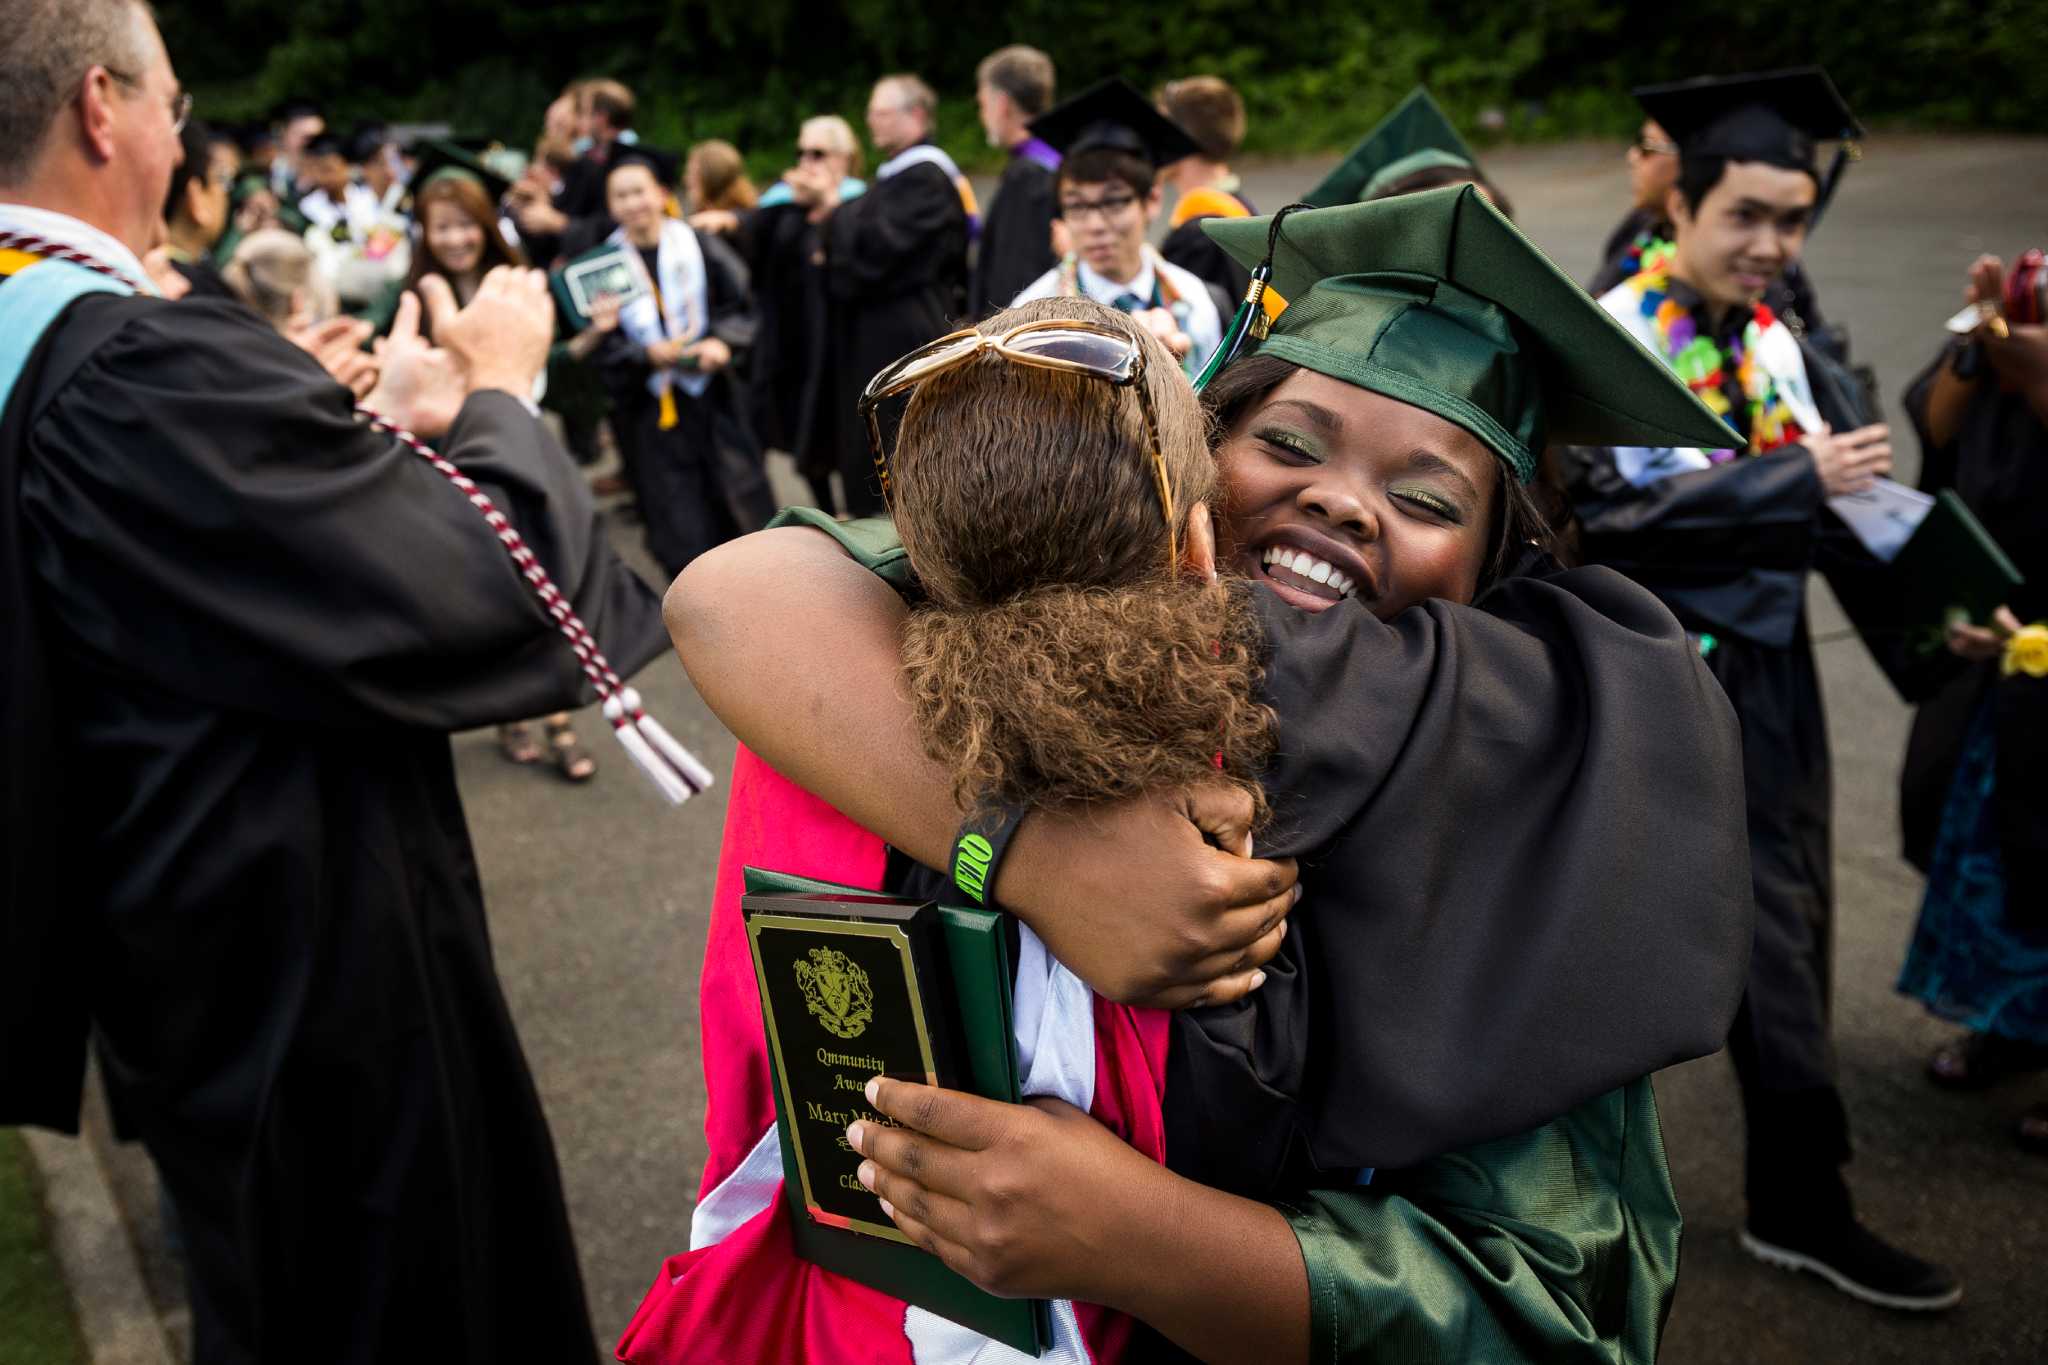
left=631, top=187, right=1754, bottom=1364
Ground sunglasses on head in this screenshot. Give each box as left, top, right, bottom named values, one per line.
left=857, top=319, right=1179, bottom=570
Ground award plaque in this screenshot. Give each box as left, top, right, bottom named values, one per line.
left=743, top=893, right=955, bottom=1243
left=741, top=871, right=1050, bottom=1356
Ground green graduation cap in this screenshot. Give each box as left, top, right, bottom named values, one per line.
left=1202, top=186, right=1737, bottom=483
left=1301, top=87, right=1480, bottom=209
left=411, top=137, right=513, bottom=203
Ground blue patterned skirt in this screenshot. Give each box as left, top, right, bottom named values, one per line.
left=1897, top=697, right=2048, bottom=1044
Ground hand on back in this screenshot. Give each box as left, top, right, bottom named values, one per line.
left=998, top=783, right=1298, bottom=1011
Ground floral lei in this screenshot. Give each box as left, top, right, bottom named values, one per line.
left=1624, top=240, right=1805, bottom=460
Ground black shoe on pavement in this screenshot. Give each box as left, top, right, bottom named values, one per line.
left=1739, top=1216, right=1962, bottom=1312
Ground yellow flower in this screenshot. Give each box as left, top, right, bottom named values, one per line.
left=2004, top=623, right=2048, bottom=678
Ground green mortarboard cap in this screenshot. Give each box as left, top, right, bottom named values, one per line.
left=1029, top=77, right=1202, bottom=170
left=1360, top=147, right=1478, bottom=201
left=1634, top=67, right=1861, bottom=169
left=411, top=137, right=513, bottom=203
left=1302, top=87, right=1479, bottom=208
left=1202, top=186, right=1737, bottom=483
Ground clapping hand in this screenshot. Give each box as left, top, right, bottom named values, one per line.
left=360, top=292, right=464, bottom=436
left=288, top=314, right=379, bottom=401
left=421, top=267, right=555, bottom=399
left=784, top=159, right=841, bottom=218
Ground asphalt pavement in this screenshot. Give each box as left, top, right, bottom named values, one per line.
left=89, top=135, right=2048, bottom=1364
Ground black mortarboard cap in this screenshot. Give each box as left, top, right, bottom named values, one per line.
left=605, top=143, right=682, bottom=190
left=1028, top=78, right=1201, bottom=170
left=1634, top=67, right=1861, bottom=169
left=412, top=137, right=513, bottom=202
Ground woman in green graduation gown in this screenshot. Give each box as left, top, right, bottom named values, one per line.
left=666, top=188, right=1750, bottom=1360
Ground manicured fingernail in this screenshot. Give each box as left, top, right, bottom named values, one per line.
left=1249, top=970, right=1267, bottom=990
left=857, top=1160, right=877, bottom=1191
left=865, top=1077, right=880, bottom=1104
left=1291, top=885, right=1303, bottom=904
left=878, top=1197, right=895, bottom=1218
left=846, top=1121, right=865, bottom=1153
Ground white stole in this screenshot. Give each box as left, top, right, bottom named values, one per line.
left=610, top=218, right=712, bottom=401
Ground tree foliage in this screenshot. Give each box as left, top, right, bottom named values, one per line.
left=155, top=0, right=2043, bottom=178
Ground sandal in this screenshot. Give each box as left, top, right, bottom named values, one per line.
left=2019, top=1104, right=2048, bottom=1156
left=1927, top=1031, right=2048, bottom=1091
left=545, top=715, right=597, bottom=783
left=497, top=721, right=542, bottom=765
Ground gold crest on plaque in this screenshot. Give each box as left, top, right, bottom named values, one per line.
left=795, top=946, right=874, bottom=1039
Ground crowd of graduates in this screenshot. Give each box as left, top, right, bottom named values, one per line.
left=5, top=4, right=2046, bottom=1360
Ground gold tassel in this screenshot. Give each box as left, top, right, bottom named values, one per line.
left=658, top=385, right=678, bottom=431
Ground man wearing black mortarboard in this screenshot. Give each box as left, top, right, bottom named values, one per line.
left=1011, top=78, right=1229, bottom=378
left=1558, top=68, right=1962, bottom=1313
left=1588, top=87, right=1837, bottom=362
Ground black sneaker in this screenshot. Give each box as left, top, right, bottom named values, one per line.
left=1739, top=1217, right=1962, bottom=1312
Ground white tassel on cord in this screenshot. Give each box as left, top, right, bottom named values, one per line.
left=621, top=687, right=718, bottom=793
left=606, top=695, right=693, bottom=805
left=356, top=406, right=717, bottom=806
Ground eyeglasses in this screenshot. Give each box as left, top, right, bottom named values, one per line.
left=1629, top=136, right=1680, bottom=158
left=104, top=68, right=192, bottom=134
left=857, top=319, right=1178, bottom=570
left=1059, top=194, right=1140, bottom=223
left=796, top=147, right=833, bottom=161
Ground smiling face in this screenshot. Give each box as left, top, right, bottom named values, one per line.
left=1216, top=368, right=1500, bottom=616
left=423, top=197, right=485, bottom=277
left=606, top=162, right=666, bottom=245
left=1667, top=159, right=1816, bottom=315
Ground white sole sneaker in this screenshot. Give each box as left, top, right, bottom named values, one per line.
left=1738, top=1229, right=1964, bottom=1312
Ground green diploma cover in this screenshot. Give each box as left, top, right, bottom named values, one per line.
left=741, top=868, right=1050, bottom=1355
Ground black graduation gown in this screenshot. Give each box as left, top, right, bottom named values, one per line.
left=1898, top=343, right=2048, bottom=929
left=2, top=288, right=667, bottom=1363
left=814, top=154, right=968, bottom=516
left=592, top=230, right=777, bottom=580
left=733, top=201, right=834, bottom=492
left=967, top=152, right=1056, bottom=319
left=1558, top=324, right=1884, bottom=1182
left=1161, top=568, right=1752, bottom=1190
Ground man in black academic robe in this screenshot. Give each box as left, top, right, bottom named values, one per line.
left=968, top=46, right=1060, bottom=319
left=1, top=13, right=669, bottom=1358
left=786, top=76, right=968, bottom=516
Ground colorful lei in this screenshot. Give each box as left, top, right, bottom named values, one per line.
left=1622, top=241, right=1805, bottom=460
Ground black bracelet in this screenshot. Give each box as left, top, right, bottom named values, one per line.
left=950, top=803, right=1029, bottom=906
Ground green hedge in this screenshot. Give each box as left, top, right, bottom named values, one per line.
left=158, top=0, right=2044, bottom=183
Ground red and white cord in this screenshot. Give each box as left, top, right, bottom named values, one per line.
left=360, top=408, right=711, bottom=802
left=1, top=228, right=708, bottom=803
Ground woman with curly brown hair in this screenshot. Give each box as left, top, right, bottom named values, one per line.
left=634, top=191, right=1758, bottom=1363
